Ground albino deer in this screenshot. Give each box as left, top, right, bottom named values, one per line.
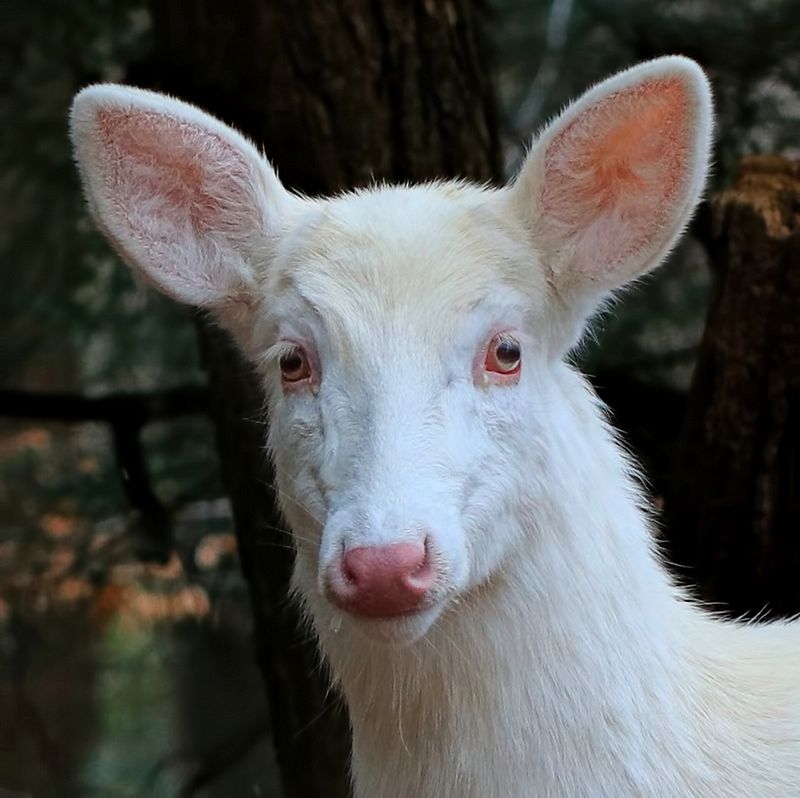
left=70, top=58, right=800, bottom=797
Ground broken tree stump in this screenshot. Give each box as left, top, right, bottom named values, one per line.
left=667, top=156, right=800, bottom=618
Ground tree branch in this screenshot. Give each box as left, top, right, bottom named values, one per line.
left=0, top=386, right=208, bottom=425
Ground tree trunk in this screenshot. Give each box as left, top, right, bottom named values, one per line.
left=136, top=3, right=500, bottom=796
left=667, top=156, right=800, bottom=618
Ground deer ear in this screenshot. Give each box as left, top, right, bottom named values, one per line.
left=70, top=84, right=296, bottom=315
left=511, top=56, right=712, bottom=314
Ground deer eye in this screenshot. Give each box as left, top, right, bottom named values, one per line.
left=280, top=347, right=311, bottom=384
left=485, top=334, right=521, bottom=376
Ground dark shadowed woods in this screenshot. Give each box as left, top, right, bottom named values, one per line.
left=1, top=1, right=799, bottom=795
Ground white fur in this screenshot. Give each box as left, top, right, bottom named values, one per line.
left=70, top=58, right=800, bottom=797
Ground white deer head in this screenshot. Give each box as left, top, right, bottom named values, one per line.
left=71, top=57, right=712, bottom=645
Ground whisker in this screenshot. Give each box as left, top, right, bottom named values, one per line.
left=254, top=477, right=327, bottom=528
left=253, top=540, right=298, bottom=552
left=255, top=522, right=318, bottom=548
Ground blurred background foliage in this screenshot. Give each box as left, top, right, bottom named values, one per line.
left=1, top=0, right=799, bottom=795
left=2, top=1, right=172, bottom=392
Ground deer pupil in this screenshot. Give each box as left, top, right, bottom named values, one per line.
left=496, top=340, right=520, bottom=364
left=280, top=352, right=303, bottom=373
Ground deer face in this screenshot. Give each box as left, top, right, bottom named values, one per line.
left=258, top=185, right=553, bottom=642
left=70, top=57, right=712, bottom=644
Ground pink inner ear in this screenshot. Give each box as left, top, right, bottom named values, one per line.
left=541, top=77, right=692, bottom=280
left=95, top=108, right=255, bottom=239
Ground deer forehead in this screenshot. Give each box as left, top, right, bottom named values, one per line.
left=262, top=183, right=548, bottom=362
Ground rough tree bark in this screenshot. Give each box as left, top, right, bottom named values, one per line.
left=668, top=156, right=800, bottom=618
left=136, top=3, right=500, bottom=796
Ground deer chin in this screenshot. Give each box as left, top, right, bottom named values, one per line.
left=333, top=601, right=447, bottom=646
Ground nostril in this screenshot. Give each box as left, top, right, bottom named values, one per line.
left=342, top=554, right=358, bottom=585
left=406, top=537, right=433, bottom=584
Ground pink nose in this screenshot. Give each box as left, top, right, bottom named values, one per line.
left=328, top=541, right=435, bottom=619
